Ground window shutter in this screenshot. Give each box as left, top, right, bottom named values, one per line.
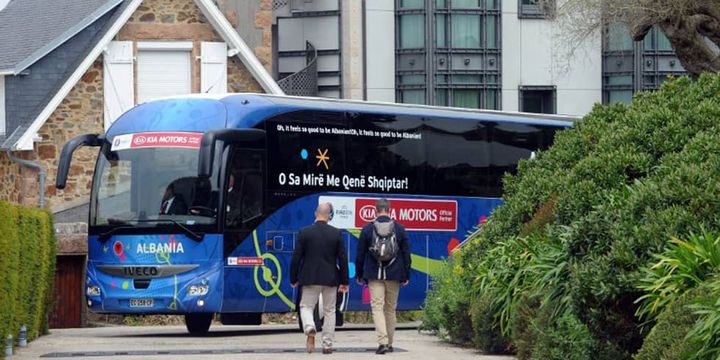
left=0, top=76, right=5, bottom=135
left=103, top=41, right=134, bottom=130
left=201, top=42, right=228, bottom=94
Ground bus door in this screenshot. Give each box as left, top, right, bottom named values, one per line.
left=221, top=147, right=267, bottom=311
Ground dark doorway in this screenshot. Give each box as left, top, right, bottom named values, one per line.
left=49, top=255, right=85, bottom=328
left=520, top=86, right=556, bottom=114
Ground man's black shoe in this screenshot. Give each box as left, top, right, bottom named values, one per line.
left=376, top=345, right=389, bottom=355
left=387, top=346, right=394, bottom=353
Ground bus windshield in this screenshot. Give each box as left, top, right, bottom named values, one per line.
left=90, top=145, right=220, bottom=228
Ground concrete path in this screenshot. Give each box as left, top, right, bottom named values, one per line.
left=12, top=323, right=515, bottom=359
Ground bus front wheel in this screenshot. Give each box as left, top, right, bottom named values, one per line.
left=185, top=313, right=213, bottom=334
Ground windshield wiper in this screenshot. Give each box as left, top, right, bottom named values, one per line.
left=99, top=225, right=137, bottom=242
left=131, top=219, right=204, bottom=241
left=98, top=218, right=204, bottom=242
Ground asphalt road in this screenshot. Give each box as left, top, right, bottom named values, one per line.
left=12, top=323, right=515, bottom=359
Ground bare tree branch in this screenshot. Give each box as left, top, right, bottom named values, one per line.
left=551, top=0, right=720, bottom=75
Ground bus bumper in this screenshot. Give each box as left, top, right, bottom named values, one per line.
left=84, top=261, right=223, bottom=314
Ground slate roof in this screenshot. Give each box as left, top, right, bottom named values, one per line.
left=0, top=0, right=281, bottom=151
left=0, top=0, right=132, bottom=149
left=0, top=0, right=122, bottom=73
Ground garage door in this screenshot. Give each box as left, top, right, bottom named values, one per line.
left=49, top=255, right=85, bottom=328
left=137, top=50, right=191, bottom=103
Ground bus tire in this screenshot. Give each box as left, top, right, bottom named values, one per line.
left=185, top=313, right=213, bottom=334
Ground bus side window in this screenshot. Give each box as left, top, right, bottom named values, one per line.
left=225, top=148, right=264, bottom=228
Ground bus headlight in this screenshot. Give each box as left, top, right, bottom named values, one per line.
left=188, top=285, right=209, bottom=296
left=87, top=286, right=101, bottom=296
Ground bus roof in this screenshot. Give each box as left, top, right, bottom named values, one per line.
left=255, top=93, right=577, bottom=124
left=106, top=93, right=576, bottom=138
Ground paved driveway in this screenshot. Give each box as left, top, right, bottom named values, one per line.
left=13, top=323, right=514, bottom=359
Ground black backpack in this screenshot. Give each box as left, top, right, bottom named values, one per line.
left=369, top=220, right=399, bottom=263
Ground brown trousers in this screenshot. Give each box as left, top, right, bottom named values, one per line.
left=368, top=280, right=400, bottom=346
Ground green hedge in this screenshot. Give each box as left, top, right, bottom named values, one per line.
left=634, top=286, right=709, bottom=360
left=0, top=201, right=56, bottom=356
left=422, top=73, right=720, bottom=358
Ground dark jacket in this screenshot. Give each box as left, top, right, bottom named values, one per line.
left=290, top=221, right=349, bottom=286
left=162, top=196, right=187, bottom=215
left=356, top=215, right=411, bottom=282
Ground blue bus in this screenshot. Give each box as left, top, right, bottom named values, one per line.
left=56, top=94, right=573, bottom=333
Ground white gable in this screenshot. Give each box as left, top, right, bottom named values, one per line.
left=13, top=0, right=282, bottom=151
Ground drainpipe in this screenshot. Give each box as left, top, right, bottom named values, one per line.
left=6, top=150, right=45, bottom=209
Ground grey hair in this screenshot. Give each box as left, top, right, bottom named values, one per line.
left=375, top=198, right=390, bottom=213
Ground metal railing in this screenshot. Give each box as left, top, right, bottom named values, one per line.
left=272, top=0, right=289, bottom=10
left=277, top=41, right=319, bottom=97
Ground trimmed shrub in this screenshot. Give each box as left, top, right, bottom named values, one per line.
left=510, top=295, right=539, bottom=359
left=0, top=202, right=19, bottom=355
left=531, top=311, right=598, bottom=360
left=424, top=73, right=720, bottom=358
left=0, top=201, right=56, bottom=357
left=634, top=286, right=709, bottom=360
left=421, top=257, right=474, bottom=344
left=470, top=294, right=511, bottom=353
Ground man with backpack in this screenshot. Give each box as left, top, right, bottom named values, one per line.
left=355, top=198, right=411, bottom=355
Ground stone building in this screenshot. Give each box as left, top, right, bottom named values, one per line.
left=0, top=0, right=279, bottom=211
left=0, top=0, right=281, bottom=327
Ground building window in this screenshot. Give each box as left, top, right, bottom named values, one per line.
left=436, top=14, right=446, bottom=47
left=519, top=86, right=556, bottom=114
left=486, top=15, right=497, bottom=49
left=136, top=42, right=193, bottom=103
left=605, top=23, right=633, bottom=51
left=602, top=25, right=687, bottom=105
left=399, top=14, right=426, bottom=49
left=400, top=89, right=426, bottom=104
left=396, top=0, right=501, bottom=109
left=518, top=0, right=554, bottom=19
left=451, top=15, right=481, bottom=48
left=401, top=0, right=425, bottom=8
left=451, top=0, right=480, bottom=9
left=643, top=27, right=674, bottom=52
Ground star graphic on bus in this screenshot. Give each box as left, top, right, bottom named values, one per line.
left=316, top=148, right=330, bottom=170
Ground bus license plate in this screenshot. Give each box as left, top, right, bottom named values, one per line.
left=129, top=299, right=154, bottom=308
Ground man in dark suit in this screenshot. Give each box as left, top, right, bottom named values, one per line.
left=159, top=183, right=187, bottom=215
left=290, top=202, right=349, bottom=354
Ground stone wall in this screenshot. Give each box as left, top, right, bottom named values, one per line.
left=37, top=60, right=104, bottom=210
left=216, top=0, right=273, bottom=74
left=0, top=153, right=21, bottom=204
left=255, top=0, right=273, bottom=72
left=1, top=0, right=271, bottom=210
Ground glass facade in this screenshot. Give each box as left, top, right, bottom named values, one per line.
left=518, top=0, right=554, bottom=18
left=602, top=24, right=688, bottom=104
left=396, top=0, right=501, bottom=109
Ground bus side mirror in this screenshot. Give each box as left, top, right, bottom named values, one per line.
left=198, top=129, right=265, bottom=178
left=56, top=134, right=103, bottom=189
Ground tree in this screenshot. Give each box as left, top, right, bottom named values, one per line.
left=554, top=0, right=720, bottom=76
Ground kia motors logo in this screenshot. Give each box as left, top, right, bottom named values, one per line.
left=133, top=135, right=147, bottom=145
left=359, top=205, right=376, bottom=222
